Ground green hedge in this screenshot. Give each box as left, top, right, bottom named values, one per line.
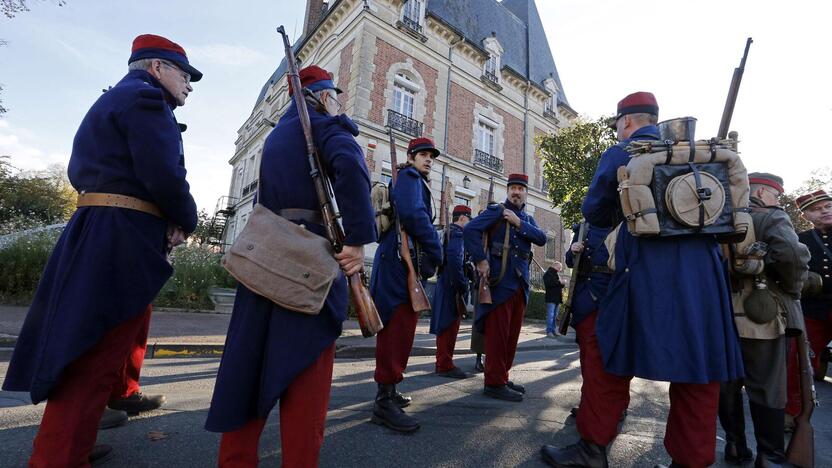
left=0, top=229, right=235, bottom=309
left=525, top=289, right=546, bottom=321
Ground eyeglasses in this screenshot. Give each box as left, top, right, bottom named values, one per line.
left=324, top=92, right=342, bottom=114
left=160, top=60, right=191, bottom=84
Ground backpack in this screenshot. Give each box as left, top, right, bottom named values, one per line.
left=371, top=181, right=395, bottom=236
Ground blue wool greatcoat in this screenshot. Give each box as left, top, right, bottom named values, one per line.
left=2, top=70, right=198, bottom=403
left=429, top=223, right=469, bottom=335
left=582, top=124, right=744, bottom=383
left=204, top=101, right=376, bottom=433
left=464, top=200, right=547, bottom=330
left=564, top=223, right=611, bottom=327
left=370, top=166, right=442, bottom=325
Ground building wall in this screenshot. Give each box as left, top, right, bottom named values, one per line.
left=223, top=0, right=573, bottom=272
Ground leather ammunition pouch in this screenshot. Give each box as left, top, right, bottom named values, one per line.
left=617, top=139, right=751, bottom=244
left=222, top=203, right=340, bottom=315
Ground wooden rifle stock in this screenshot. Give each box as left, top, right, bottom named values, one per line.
left=786, top=334, right=816, bottom=467
left=388, top=128, right=431, bottom=314
left=478, top=176, right=495, bottom=305
left=556, top=221, right=588, bottom=335
left=717, top=38, right=752, bottom=139
left=277, top=26, right=382, bottom=338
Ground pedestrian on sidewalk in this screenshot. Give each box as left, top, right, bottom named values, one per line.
left=543, top=262, right=565, bottom=337
left=2, top=34, right=201, bottom=466
left=369, top=137, right=442, bottom=433
left=541, top=92, right=744, bottom=467
left=718, top=173, right=809, bottom=466
left=464, top=173, right=547, bottom=402
left=430, top=204, right=473, bottom=379
left=204, top=65, right=375, bottom=468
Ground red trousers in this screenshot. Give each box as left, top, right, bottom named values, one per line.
left=375, top=303, right=419, bottom=384
left=218, top=344, right=335, bottom=468
left=110, top=305, right=151, bottom=399
left=435, top=318, right=461, bottom=372
left=484, top=288, right=525, bottom=387
left=786, top=314, right=832, bottom=415
left=575, top=311, right=720, bottom=467
left=29, top=306, right=153, bottom=468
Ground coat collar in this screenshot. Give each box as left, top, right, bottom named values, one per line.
left=126, top=69, right=178, bottom=110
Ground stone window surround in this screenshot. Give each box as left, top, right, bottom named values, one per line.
left=482, top=36, right=504, bottom=82
left=401, top=0, right=426, bottom=25
left=383, top=59, right=428, bottom=126
left=472, top=102, right=505, bottom=161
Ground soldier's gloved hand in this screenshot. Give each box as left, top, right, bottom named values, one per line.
left=420, top=260, right=437, bottom=281
left=502, top=209, right=521, bottom=228
left=167, top=225, right=188, bottom=250
left=570, top=242, right=585, bottom=253
left=335, top=245, right=365, bottom=276
left=476, top=259, right=490, bottom=280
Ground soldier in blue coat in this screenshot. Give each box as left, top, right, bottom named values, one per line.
left=542, top=92, right=744, bottom=468
left=430, top=204, right=473, bottom=379
left=205, top=66, right=375, bottom=468
left=2, top=34, right=201, bottom=466
left=369, top=137, right=442, bottom=433
left=464, top=173, right=547, bottom=402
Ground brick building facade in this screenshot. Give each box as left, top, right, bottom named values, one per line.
left=222, top=0, right=576, bottom=275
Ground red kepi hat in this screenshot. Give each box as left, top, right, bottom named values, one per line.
left=407, top=137, right=440, bottom=158
left=452, top=204, right=472, bottom=217
left=129, top=34, right=203, bottom=82
left=796, top=190, right=832, bottom=211
left=610, top=91, right=658, bottom=128
left=288, top=65, right=343, bottom=96
left=507, top=173, right=529, bottom=188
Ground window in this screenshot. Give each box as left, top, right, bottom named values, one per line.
left=485, top=54, right=497, bottom=76
left=393, top=74, right=416, bottom=118
left=247, top=155, right=256, bottom=184
left=454, top=196, right=470, bottom=206
left=545, top=95, right=556, bottom=113
left=379, top=172, right=392, bottom=185
left=236, top=163, right=245, bottom=197
left=403, top=0, right=421, bottom=21
left=546, top=235, right=557, bottom=260
left=477, top=121, right=495, bottom=155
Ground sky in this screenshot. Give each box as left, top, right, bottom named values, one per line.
left=1, top=0, right=830, bottom=213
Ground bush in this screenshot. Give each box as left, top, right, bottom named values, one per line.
left=154, top=244, right=237, bottom=310
left=0, top=229, right=60, bottom=304
left=525, top=289, right=546, bottom=321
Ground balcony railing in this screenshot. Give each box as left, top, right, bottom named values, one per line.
left=241, top=180, right=258, bottom=197
left=401, top=15, right=423, bottom=33
left=543, top=108, right=558, bottom=120
left=473, top=149, right=504, bottom=173
left=482, top=70, right=498, bottom=84
left=387, top=109, right=423, bottom=138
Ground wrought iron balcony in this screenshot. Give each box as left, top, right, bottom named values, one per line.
left=401, top=15, right=423, bottom=33
left=473, top=149, right=504, bottom=174
left=482, top=70, right=499, bottom=84
left=387, top=109, right=423, bottom=138
left=543, top=108, right=558, bottom=121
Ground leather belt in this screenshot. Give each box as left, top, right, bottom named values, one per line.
left=591, top=265, right=613, bottom=274
left=490, top=245, right=531, bottom=261
left=76, top=192, right=163, bottom=219
left=277, top=208, right=324, bottom=226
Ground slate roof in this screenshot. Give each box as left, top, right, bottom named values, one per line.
left=252, top=0, right=569, bottom=110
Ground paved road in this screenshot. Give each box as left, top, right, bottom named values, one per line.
left=2, top=348, right=831, bottom=467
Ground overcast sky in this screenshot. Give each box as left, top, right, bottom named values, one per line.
left=1, top=0, right=829, bottom=212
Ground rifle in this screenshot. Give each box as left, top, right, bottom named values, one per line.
left=786, top=333, right=817, bottom=467
left=439, top=164, right=449, bottom=269
left=477, top=176, right=495, bottom=305
left=717, top=38, right=752, bottom=139
left=387, top=127, right=431, bottom=314
left=556, top=221, right=588, bottom=335
left=277, top=26, right=383, bottom=338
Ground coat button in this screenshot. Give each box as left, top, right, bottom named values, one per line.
left=303, top=272, right=311, bottom=278
left=246, top=244, right=254, bottom=250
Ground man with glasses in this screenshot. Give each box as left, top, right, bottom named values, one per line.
left=3, top=34, right=201, bottom=466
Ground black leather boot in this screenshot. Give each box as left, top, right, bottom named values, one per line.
left=507, top=380, right=525, bottom=394
left=719, top=382, right=753, bottom=465
left=484, top=385, right=523, bottom=402
left=371, top=384, right=420, bottom=433
left=392, top=384, right=411, bottom=408
left=98, top=407, right=128, bottom=430
left=90, top=444, right=114, bottom=466
left=540, top=439, right=608, bottom=468
left=474, top=354, right=484, bottom=373
left=108, top=392, right=165, bottom=415
left=749, top=402, right=790, bottom=467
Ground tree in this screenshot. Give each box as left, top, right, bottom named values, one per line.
left=538, top=116, right=617, bottom=228
left=0, top=157, right=76, bottom=229
left=1, top=0, right=66, bottom=18
left=782, top=167, right=832, bottom=232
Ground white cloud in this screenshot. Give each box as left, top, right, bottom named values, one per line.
left=0, top=121, right=70, bottom=171
left=186, top=44, right=268, bottom=67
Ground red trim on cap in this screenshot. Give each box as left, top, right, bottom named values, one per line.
left=796, top=190, right=832, bottom=211
left=749, top=177, right=784, bottom=194
left=132, top=34, right=187, bottom=57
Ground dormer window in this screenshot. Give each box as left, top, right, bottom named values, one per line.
left=543, top=77, right=560, bottom=120
left=481, top=36, right=503, bottom=88
left=401, top=0, right=423, bottom=33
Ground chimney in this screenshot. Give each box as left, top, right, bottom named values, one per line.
left=303, top=0, right=325, bottom=38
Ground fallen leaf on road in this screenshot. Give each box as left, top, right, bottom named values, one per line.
left=148, top=431, right=169, bottom=441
